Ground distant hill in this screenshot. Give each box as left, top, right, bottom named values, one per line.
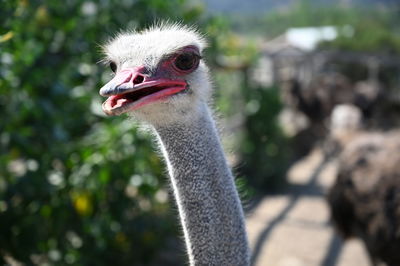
left=199, top=0, right=399, bottom=14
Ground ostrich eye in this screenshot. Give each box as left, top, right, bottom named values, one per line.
left=173, top=53, right=200, bottom=72
left=109, top=61, right=117, bottom=73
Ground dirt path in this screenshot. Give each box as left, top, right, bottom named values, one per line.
left=246, top=148, right=371, bottom=266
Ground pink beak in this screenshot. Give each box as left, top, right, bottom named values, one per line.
left=99, top=67, right=187, bottom=116
left=99, top=67, right=147, bottom=97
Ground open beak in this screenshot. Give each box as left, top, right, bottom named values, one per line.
left=99, top=68, right=187, bottom=116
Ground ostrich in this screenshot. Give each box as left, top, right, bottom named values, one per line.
left=283, top=71, right=383, bottom=137
left=327, top=105, right=400, bottom=266
left=99, top=24, right=250, bottom=266
left=283, top=73, right=354, bottom=129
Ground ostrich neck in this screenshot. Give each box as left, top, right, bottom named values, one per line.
left=154, top=103, right=250, bottom=266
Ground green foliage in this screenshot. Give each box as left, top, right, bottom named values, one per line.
left=238, top=86, right=291, bottom=191
left=319, top=8, right=400, bottom=53
left=207, top=22, right=291, bottom=191
left=263, top=1, right=400, bottom=53
left=0, top=0, right=203, bottom=265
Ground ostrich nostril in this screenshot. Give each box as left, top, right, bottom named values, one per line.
left=133, top=74, right=145, bottom=85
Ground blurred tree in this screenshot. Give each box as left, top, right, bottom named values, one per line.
left=207, top=24, right=291, bottom=191
left=239, top=85, right=291, bottom=191
left=318, top=8, right=400, bottom=54
left=0, top=0, right=206, bottom=265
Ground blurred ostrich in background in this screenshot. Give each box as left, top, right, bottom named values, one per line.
left=279, top=67, right=383, bottom=158
left=327, top=104, right=400, bottom=266
left=285, top=72, right=382, bottom=132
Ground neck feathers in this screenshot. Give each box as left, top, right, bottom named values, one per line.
left=155, top=103, right=250, bottom=266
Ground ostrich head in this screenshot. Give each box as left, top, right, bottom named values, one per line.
left=99, top=23, right=210, bottom=126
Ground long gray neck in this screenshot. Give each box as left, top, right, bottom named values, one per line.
left=154, top=103, right=250, bottom=266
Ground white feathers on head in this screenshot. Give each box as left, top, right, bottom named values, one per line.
left=103, top=22, right=207, bottom=68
